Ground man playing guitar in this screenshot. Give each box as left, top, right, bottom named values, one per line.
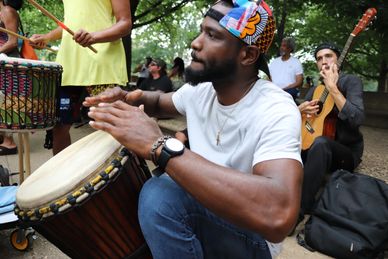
left=297, top=42, right=365, bottom=222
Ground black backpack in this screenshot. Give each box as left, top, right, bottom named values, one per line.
left=303, top=169, right=388, bottom=259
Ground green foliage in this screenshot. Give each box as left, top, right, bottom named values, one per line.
left=131, top=1, right=211, bottom=69
left=19, top=0, right=63, bottom=60
left=19, top=0, right=63, bottom=34
left=16, top=0, right=387, bottom=91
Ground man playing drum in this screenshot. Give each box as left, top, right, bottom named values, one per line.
left=85, top=0, right=303, bottom=258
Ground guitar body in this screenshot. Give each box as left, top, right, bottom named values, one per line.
left=301, top=84, right=335, bottom=150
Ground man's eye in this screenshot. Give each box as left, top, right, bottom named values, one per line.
left=207, top=31, right=215, bottom=38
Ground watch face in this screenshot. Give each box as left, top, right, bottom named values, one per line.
left=165, top=138, right=185, bottom=152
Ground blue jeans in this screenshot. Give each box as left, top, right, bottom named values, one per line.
left=138, top=175, right=271, bottom=259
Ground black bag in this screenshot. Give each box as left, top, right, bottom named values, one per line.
left=304, top=169, right=388, bottom=259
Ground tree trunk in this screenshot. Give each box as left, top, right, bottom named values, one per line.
left=122, top=33, right=133, bottom=84
left=121, top=0, right=139, bottom=86
left=275, top=0, right=288, bottom=55
left=377, top=59, right=388, bottom=92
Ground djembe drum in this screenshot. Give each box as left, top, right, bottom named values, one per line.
left=15, top=131, right=152, bottom=258
left=0, top=54, right=61, bottom=130
left=0, top=54, right=62, bottom=181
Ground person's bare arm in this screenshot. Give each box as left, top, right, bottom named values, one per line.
left=29, top=27, right=63, bottom=49
left=83, top=87, right=180, bottom=118
left=0, top=7, right=19, bottom=53
left=164, top=152, right=303, bottom=242
left=73, top=0, right=132, bottom=46
left=284, top=74, right=303, bottom=90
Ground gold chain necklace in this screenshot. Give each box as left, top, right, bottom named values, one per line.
left=216, top=79, right=258, bottom=146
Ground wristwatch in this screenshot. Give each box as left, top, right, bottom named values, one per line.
left=157, top=138, right=185, bottom=172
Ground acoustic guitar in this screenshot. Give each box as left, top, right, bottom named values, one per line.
left=301, top=8, right=377, bottom=151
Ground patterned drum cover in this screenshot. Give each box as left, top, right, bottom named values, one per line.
left=0, top=54, right=62, bottom=131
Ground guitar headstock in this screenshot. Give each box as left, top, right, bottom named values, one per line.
left=352, top=8, right=377, bottom=36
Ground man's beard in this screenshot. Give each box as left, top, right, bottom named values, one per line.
left=185, top=58, right=237, bottom=86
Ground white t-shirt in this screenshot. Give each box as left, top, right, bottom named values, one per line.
left=172, top=79, right=302, bottom=258
left=269, top=56, right=303, bottom=89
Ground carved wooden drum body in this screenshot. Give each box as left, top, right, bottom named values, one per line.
left=15, top=131, right=152, bottom=258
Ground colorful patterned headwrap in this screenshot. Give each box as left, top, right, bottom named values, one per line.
left=205, top=0, right=275, bottom=53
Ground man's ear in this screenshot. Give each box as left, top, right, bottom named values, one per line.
left=240, top=45, right=260, bottom=66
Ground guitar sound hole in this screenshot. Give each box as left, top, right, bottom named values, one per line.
left=317, top=101, right=323, bottom=115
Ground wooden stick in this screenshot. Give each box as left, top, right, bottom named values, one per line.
left=0, top=27, right=57, bottom=53
left=26, top=0, right=98, bottom=53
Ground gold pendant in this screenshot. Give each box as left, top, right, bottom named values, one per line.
left=216, top=131, right=220, bottom=146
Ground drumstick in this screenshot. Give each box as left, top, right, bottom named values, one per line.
left=0, top=27, right=57, bottom=53
left=26, top=0, right=98, bottom=54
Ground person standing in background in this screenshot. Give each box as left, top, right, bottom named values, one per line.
left=269, top=37, right=303, bottom=101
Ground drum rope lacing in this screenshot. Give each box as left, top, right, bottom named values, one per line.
left=14, top=148, right=133, bottom=221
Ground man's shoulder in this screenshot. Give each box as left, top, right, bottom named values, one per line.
left=270, top=56, right=282, bottom=65
left=175, top=82, right=213, bottom=97
left=290, top=56, right=302, bottom=64
left=254, top=80, right=297, bottom=107
left=339, top=73, right=362, bottom=87
left=339, top=73, right=360, bottom=81
left=159, top=75, right=171, bottom=82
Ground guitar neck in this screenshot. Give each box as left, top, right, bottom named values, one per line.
left=337, top=34, right=355, bottom=70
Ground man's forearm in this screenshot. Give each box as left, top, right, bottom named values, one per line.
left=46, top=27, right=63, bottom=42
left=131, top=91, right=177, bottom=118
left=284, top=74, right=303, bottom=90
left=163, top=150, right=303, bottom=242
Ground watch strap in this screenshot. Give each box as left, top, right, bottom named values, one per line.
left=150, top=136, right=171, bottom=165
left=157, top=148, right=171, bottom=173
left=155, top=138, right=185, bottom=173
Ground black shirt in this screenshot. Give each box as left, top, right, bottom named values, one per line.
left=139, top=75, right=173, bottom=93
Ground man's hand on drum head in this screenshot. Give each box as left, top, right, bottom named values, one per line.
left=83, top=88, right=143, bottom=107
left=88, top=100, right=163, bottom=159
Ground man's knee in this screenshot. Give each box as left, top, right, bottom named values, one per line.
left=310, top=136, right=331, bottom=153
left=138, top=176, right=186, bottom=230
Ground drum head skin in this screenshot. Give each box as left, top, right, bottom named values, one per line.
left=0, top=54, right=62, bottom=67
left=16, top=131, right=121, bottom=209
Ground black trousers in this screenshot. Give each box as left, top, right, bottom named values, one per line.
left=301, top=136, right=357, bottom=214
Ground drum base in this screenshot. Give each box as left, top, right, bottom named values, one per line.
left=31, top=154, right=152, bottom=259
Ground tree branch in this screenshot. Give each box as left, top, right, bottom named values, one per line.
left=134, top=0, right=164, bottom=21
left=133, top=0, right=190, bottom=28
left=352, top=48, right=375, bottom=56
left=346, top=62, right=378, bottom=80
